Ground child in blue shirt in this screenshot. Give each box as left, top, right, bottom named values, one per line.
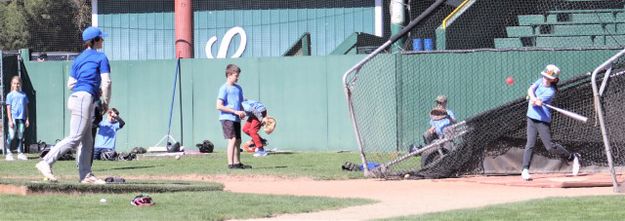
left=93, top=108, right=125, bottom=160
left=521, top=64, right=580, bottom=181
left=423, top=95, right=456, bottom=145
left=5, top=76, right=30, bottom=161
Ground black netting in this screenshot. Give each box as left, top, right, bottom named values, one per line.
left=345, top=0, right=625, bottom=181
left=413, top=73, right=617, bottom=178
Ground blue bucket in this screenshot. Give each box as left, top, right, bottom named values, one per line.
left=412, top=38, right=423, bottom=51
left=424, top=38, right=434, bottom=51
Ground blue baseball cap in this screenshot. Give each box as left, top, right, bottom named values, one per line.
left=82, top=27, right=108, bottom=42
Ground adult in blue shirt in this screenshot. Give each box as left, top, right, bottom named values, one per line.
left=36, top=27, right=112, bottom=184
left=93, top=108, right=125, bottom=160
left=521, top=64, right=580, bottom=181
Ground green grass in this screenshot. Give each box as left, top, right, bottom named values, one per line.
left=0, top=191, right=374, bottom=221
left=0, top=152, right=374, bottom=220
left=0, top=151, right=365, bottom=180
left=0, top=179, right=224, bottom=193
left=380, top=195, right=625, bottom=221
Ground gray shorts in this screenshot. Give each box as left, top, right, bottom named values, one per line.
left=221, top=120, right=241, bottom=139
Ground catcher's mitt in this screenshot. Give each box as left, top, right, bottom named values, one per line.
left=131, top=194, right=155, bottom=207
left=263, top=116, right=276, bottom=134
left=429, top=107, right=448, bottom=120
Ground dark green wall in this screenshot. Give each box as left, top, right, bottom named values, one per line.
left=23, top=49, right=619, bottom=151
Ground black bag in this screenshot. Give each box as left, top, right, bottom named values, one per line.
left=39, top=141, right=75, bottom=161
left=130, top=147, right=147, bottom=154
left=100, top=150, right=118, bottom=161
left=117, top=152, right=136, bottom=161
left=196, top=140, right=214, bottom=153
left=166, top=142, right=181, bottom=153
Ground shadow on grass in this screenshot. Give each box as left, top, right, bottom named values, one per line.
left=102, top=165, right=161, bottom=171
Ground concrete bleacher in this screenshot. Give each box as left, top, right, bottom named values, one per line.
left=495, top=8, right=625, bottom=49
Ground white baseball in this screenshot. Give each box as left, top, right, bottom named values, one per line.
left=100, top=198, right=107, bottom=203
left=404, top=174, right=411, bottom=179
left=175, top=155, right=181, bottom=160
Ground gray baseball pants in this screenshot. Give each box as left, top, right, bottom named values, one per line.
left=42, top=91, right=95, bottom=181
left=522, top=117, right=573, bottom=169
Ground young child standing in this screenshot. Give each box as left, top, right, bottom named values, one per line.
left=93, top=108, right=125, bottom=160
left=241, top=99, right=276, bottom=157
left=521, top=64, right=580, bottom=181
left=5, top=76, right=30, bottom=161
left=216, top=64, right=251, bottom=169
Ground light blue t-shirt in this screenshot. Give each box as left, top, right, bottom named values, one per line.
left=70, top=49, right=110, bottom=98
left=94, top=120, right=121, bottom=149
left=242, top=99, right=266, bottom=121
left=217, top=83, right=244, bottom=122
left=430, top=109, right=456, bottom=137
left=6, top=91, right=29, bottom=120
left=527, top=79, right=556, bottom=123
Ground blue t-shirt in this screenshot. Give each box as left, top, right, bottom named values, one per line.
left=527, top=79, right=556, bottom=123
left=217, top=83, right=244, bottom=122
left=94, top=120, right=121, bottom=150
left=242, top=99, right=266, bottom=120
left=70, top=49, right=110, bottom=98
left=6, top=91, right=29, bottom=120
left=430, top=109, right=456, bottom=137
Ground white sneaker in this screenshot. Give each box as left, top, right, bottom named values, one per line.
left=521, top=169, right=531, bottom=181
left=17, top=153, right=27, bottom=161
left=253, top=149, right=268, bottom=157
left=5, top=154, right=15, bottom=161
left=36, top=161, right=58, bottom=182
left=572, top=153, right=581, bottom=176
left=81, top=173, right=106, bottom=185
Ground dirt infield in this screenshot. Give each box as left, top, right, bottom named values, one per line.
left=1, top=174, right=619, bottom=220
left=222, top=174, right=620, bottom=221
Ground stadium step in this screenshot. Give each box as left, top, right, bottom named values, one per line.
left=506, top=26, right=534, bottom=37
left=535, top=36, right=595, bottom=48
left=494, top=38, right=523, bottom=48
left=546, top=12, right=618, bottom=23
left=596, top=35, right=625, bottom=47
left=518, top=15, right=545, bottom=26
left=547, top=24, right=610, bottom=35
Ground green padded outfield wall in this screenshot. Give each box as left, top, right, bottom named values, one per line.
left=96, top=1, right=375, bottom=60
left=23, top=49, right=619, bottom=152
left=23, top=55, right=363, bottom=151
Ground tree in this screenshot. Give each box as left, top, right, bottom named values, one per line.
left=0, top=0, right=91, bottom=51
left=0, top=0, right=30, bottom=50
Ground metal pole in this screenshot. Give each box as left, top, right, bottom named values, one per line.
left=590, top=48, right=625, bottom=192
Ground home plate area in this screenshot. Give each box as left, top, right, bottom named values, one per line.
left=437, top=173, right=623, bottom=188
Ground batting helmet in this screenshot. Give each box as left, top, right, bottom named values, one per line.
left=541, top=64, right=560, bottom=79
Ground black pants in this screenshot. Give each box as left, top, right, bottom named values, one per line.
left=522, top=118, right=573, bottom=169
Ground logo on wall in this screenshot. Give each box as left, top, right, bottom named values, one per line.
left=205, top=26, right=247, bottom=59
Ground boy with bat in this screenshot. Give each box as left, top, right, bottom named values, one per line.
left=522, top=64, right=581, bottom=181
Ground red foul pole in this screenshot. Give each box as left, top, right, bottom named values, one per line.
left=175, top=0, right=193, bottom=58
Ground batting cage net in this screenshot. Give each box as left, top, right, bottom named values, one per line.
left=343, top=0, right=625, bottom=188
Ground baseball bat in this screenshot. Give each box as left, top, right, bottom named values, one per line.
left=544, top=104, right=588, bottom=123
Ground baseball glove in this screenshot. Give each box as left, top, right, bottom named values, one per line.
left=263, top=116, right=276, bottom=134
left=429, top=107, right=448, bottom=120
